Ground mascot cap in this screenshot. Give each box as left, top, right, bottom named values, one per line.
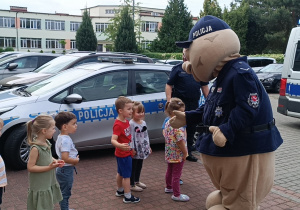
left=176, top=15, right=231, bottom=48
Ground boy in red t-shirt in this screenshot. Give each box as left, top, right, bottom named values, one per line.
left=111, top=96, right=140, bottom=204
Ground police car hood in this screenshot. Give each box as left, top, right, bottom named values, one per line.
left=256, top=72, right=281, bottom=79
left=0, top=89, right=38, bottom=107
left=0, top=72, right=51, bottom=86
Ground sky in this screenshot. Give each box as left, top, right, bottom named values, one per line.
left=1, top=0, right=234, bottom=17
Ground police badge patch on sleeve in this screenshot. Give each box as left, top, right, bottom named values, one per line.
left=248, top=93, right=259, bottom=108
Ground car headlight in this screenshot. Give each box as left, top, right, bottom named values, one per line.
left=263, top=78, right=274, bottom=82
left=0, top=106, right=16, bottom=115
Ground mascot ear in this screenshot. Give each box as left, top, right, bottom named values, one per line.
left=182, top=61, right=192, bottom=74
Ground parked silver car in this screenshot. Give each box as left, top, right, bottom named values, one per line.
left=0, top=58, right=171, bottom=170
left=0, top=52, right=154, bottom=90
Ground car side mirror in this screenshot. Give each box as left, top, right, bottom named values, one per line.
left=64, top=94, right=82, bottom=104
left=6, top=63, right=18, bottom=70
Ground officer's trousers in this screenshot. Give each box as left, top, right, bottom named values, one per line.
left=201, top=152, right=275, bottom=210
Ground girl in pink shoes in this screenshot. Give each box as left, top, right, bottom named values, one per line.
left=129, top=101, right=151, bottom=192
left=163, top=98, right=189, bottom=202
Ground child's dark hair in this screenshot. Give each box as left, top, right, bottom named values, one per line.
left=132, top=101, right=145, bottom=115
left=26, top=115, right=54, bottom=145
left=115, top=96, right=132, bottom=113
left=55, top=111, right=77, bottom=130
left=165, top=97, right=185, bottom=117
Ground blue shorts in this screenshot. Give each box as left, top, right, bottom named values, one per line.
left=116, top=156, right=132, bottom=178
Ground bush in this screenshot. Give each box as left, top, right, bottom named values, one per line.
left=62, top=50, right=66, bottom=54
left=52, top=50, right=55, bottom=54
left=27, top=49, right=30, bottom=52
left=40, top=50, right=43, bottom=53
left=4, top=47, right=14, bottom=52
left=0, top=48, right=3, bottom=53
left=143, top=52, right=285, bottom=64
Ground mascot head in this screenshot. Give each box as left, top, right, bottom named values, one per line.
left=176, top=15, right=240, bottom=82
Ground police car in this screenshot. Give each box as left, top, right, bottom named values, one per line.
left=278, top=26, right=300, bottom=118
left=0, top=57, right=172, bottom=170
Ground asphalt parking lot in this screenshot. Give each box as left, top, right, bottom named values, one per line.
left=2, top=93, right=300, bottom=210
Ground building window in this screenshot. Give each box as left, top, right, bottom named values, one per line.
left=20, top=38, right=41, bottom=48
left=0, top=37, right=16, bottom=48
left=45, top=20, right=65, bottom=30
left=46, top=39, right=65, bottom=49
left=0, top=16, right=15, bottom=28
left=141, top=41, right=152, bottom=49
left=105, top=9, right=116, bottom=14
left=141, top=22, right=158, bottom=32
left=95, top=23, right=110, bottom=33
left=70, top=22, right=81, bottom=31
left=20, top=18, right=41, bottom=29
left=71, top=40, right=76, bottom=49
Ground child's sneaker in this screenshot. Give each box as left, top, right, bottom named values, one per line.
left=171, top=194, right=190, bottom=202
left=179, top=179, right=183, bottom=185
left=136, top=182, right=146, bottom=189
left=165, top=188, right=173, bottom=193
left=131, top=185, right=143, bottom=192
left=115, top=190, right=124, bottom=197
left=123, top=195, right=140, bottom=203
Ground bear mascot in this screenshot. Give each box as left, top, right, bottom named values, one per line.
left=170, top=15, right=283, bottom=210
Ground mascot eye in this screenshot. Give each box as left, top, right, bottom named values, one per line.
left=204, top=34, right=219, bottom=42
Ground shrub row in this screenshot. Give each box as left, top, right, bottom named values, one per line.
left=143, top=53, right=285, bottom=64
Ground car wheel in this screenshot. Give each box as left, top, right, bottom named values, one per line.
left=3, top=125, right=29, bottom=170
left=275, top=81, right=280, bottom=93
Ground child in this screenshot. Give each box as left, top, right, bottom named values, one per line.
left=129, top=101, right=151, bottom=192
left=0, top=119, right=7, bottom=208
left=55, top=111, right=79, bottom=210
left=111, top=96, right=140, bottom=203
left=27, top=115, right=63, bottom=210
left=163, top=98, right=189, bottom=202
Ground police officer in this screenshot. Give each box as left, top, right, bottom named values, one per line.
left=165, top=48, right=209, bottom=162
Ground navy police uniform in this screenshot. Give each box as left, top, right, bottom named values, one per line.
left=167, top=62, right=209, bottom=155
left=186, top=57, right=283, bottom=156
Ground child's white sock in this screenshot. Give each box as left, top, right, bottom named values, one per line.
left=117, top=187, right=124, bottom=192
left=124, top=192, right=131, bottom=199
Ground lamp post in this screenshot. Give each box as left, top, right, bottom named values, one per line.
left=15, top=11, right=19, bottom=51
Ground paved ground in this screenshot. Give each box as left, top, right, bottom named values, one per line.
left=2, top=93, right=300, bottom=210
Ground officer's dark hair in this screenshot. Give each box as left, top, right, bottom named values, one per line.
left=55, top=111, right=77, bottom=130
left=165, top=97, right=185, bottom=117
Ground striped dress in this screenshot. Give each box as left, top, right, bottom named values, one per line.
left=0, top=155, right=7, bottom=188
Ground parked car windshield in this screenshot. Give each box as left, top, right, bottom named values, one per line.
left=0, top=54, right=19, bottom=66
left=25, top=68, right=91, bottom=96
left=259, top=64, right=283, bottom=73
left=34, top=55, right=79, bottom=74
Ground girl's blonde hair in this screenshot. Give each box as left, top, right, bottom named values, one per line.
left=165, top=97, right=185, bottom=117
left=132, top=101, right=145, bottom=115
left=26, top=115, right=54, bottom=145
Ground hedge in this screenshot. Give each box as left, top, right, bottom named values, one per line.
left=143, top=52, right=285, bottom=64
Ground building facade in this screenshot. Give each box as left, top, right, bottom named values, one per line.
left=0, top=5, right=197, bottom=53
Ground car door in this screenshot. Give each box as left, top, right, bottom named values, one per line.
left=58, top=70, right=131, bottom=150
left=0, top=56, right=39, bottom=79
left=131, top=69, right=169, bottom=143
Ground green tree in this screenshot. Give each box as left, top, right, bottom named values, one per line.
left=104, top=0, right=142, bottom=51
left=76, top=10, right=97, bottom=51
left=151, top=0, right=193, bottom=53
left=114, top=5, right=138, bottom=52
left=200, top=0, right=222, bottom=18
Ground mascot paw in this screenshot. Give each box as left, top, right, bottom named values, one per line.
left=169, top=110, right=186, bottom=128
left=206, top=190, right=222, bottom=209
left=209, top=126, right=227, bottom=147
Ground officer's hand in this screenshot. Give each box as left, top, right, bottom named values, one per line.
left=209, top=126, right=227, bottom=147
left=169, top=110, right=186, bottom=128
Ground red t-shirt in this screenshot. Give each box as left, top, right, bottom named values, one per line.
left=113, top=119, right=132, bottom=157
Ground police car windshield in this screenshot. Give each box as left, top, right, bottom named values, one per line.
left=34, top=55, right=79, bottom=74
left=25, top=69, right=90, bottom=96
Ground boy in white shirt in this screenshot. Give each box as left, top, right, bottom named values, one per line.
left=55, top=112, right=79, bottom=210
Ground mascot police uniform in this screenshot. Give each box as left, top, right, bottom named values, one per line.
left=170, top=15, right=283, bottom=210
